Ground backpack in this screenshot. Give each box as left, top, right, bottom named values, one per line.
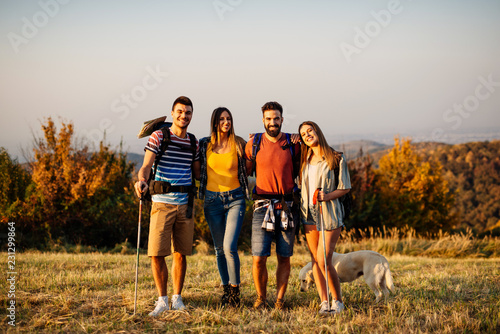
left=144, top=123, right=197, bottom=202
left=333, top=153, right=353, bottom=221
left=250, top=132, right=298, bottom=178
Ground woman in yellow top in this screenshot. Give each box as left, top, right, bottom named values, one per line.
left=198, top=107, right=249, bottom=307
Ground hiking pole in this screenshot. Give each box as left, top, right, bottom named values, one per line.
left=133, top=194, right=143, bottom=315
left=314, top=188, right=331, bottom=313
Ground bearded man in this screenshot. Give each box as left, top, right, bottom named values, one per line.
left=245, top=101, right=301, bottom=310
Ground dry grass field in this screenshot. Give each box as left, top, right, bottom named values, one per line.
left=1, top=237, right=499, bottom=333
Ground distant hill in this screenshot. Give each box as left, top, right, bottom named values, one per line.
left=126, top=152, right=143, bottom=170
left=329, top=139, right=390, bottom=160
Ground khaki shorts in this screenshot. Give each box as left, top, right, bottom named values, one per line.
left=148, top=202, right=194, bottom=257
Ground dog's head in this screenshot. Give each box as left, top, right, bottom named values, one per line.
left=298, top=262, right=315, bottom=292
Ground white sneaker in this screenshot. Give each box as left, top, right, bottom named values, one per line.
left=171, top=295, right=187, bottom=311
left=319, top=300, right=331, bottom=315
left=148, top=298, right=169, bottom=317
left=332, top=300, right=344, bottom=314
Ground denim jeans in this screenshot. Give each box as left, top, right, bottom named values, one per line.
left=203, top=187, right=246, bottom=285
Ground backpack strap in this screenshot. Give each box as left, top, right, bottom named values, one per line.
left=187, top=132, right=197, bottom=163
left=283, top=133, right=294, bottom=157
left=250, top=133, right=263, bottom=176
left=186, top=132, right=198, bottom=218
left=251, top=133, right=263, bottom=161
left=151, top=127, right=172, bottom=182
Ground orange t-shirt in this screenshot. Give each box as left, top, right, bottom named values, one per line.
left=245, top=133, right=299, bottom=195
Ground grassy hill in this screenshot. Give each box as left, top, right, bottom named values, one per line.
left=14, top=241, right=500, bottom=333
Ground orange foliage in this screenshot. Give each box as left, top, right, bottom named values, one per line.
left=376, top=137, right=457, bottom=233
left=20, top=117, right=138, bottom=248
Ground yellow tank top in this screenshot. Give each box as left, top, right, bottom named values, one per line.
left=207, top=143, right=240, bottom=192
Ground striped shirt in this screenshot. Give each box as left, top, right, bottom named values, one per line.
left=145, top=128, right=199, bottom=205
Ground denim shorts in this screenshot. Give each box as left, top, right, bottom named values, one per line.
left=302, top=205, right=343, bottom=231
left=302, top=205, right=319, bottom=226
left=251, top=205, right=296, bottom=257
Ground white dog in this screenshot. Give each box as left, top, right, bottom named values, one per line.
left=299, top=250, right=394, bottom=302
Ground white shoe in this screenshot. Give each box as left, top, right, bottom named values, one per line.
left=332, top=300, right=344, bottom=314
left=148, top=298, right=169, bottom=317
left=171, top=295, right=187, bottom=311
left=319, top=300, right=331, bottom=315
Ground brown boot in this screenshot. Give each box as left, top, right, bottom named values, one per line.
left=228, top=285, right=240, bottom=307
left=221, top=285, right=230, bottom=306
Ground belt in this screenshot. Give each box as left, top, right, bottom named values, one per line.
left=149, top=180, right=195, bottom=195
left=149, top=180, right=197, bottom=218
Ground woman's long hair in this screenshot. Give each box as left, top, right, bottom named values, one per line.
left=209, top=107, right=237, bottom=151
left=298, top=121, right=341, bottom=179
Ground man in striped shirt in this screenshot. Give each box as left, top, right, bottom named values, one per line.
left=135, top=96, right=200, bottom=316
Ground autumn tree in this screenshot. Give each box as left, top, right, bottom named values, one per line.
left=376, top=137, right=457, bottom=233
left=345, top=149, right=381, bottom=231
left=0, top=148, right=32, bottom=222
left=18, top=117, right=139, bottom=248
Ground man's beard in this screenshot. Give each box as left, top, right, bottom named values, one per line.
left=265, top=124, right=281, bottom=137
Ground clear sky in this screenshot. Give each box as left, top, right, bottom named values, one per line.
left=1, top=0, right=499, bottom=161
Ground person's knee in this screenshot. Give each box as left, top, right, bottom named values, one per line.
left=214, top=246, right=225, bottom=257
left=172, top=252, right=186, bottom=263
left=151, top=256, right=165, bottom=264
left=253, top=256, right=267, bottom=268
left=316, top=255, right=326, bottom=268
left=224, top=240, right=238, bottom=255
left=277, top=255, right=290, bottom=267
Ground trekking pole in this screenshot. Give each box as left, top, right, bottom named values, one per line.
left=314, top=188, right=331, bottom=313
left=133, top=194, right=143, bottom=315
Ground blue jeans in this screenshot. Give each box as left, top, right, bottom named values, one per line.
left=203, top=188, right=246, bottom=286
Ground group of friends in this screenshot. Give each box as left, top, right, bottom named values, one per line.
left=134, top=96, right=352, bottom=316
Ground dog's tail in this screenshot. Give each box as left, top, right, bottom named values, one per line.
left=384, top=262, right=395, bottom=292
